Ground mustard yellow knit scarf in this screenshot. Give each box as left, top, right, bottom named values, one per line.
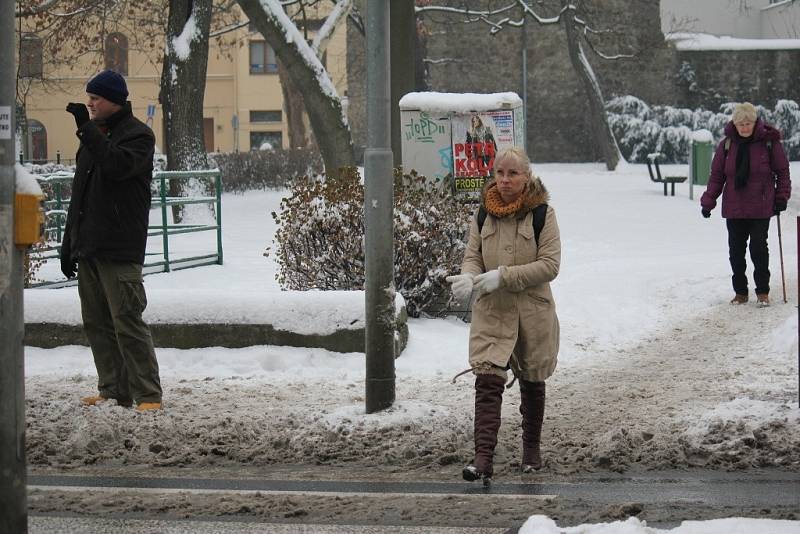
left=483, top=183, right=525, bottom=217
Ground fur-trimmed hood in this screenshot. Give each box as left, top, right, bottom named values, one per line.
left=480, top=175, right=551, bottom=217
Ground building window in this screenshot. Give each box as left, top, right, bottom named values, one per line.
left=20, top=34, right=43, bottom=78
left=250, top=131, right=282, bottom=150
left=105, top=33, right=128, bottom=75
left=250, top=110, right=282, bottom=123
left=27, top=119, right=48, bottom=162
left=249, top=41, right=278, bottom=74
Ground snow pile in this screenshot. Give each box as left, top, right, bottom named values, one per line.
left=691, top=129, right=714, bottom=143
left=25, top=288, right=407, bottom=335
left=15, top=163, right=44, bottom=196
left=399, top=91, right=522, bottom=112
left=520, top=515, right=799, bottom=533
left=172, top=13, right=199, bottom=60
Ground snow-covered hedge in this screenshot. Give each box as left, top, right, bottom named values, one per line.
left=607, top=96, right=800, bottom=163
left=211, top=148, right=324, bottom=193
left=267, top=168, right=472, bottom=317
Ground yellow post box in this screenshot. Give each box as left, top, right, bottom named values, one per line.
left=15, top=192, right=45, bottom=247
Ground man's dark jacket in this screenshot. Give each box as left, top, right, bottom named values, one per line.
left=63, top=103, right=155, bottom=265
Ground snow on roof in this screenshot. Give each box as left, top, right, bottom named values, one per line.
left=399, top=92, right=522, bottom=113
left=667, top=32, right=800, bottom=51
left=15, top=163, right=44, bottom=196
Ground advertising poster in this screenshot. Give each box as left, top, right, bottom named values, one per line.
left=399, top=110, right=452, bottom=181
left=451, top=110, right=515, bottom=193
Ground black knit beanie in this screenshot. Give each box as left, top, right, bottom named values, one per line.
left=86, top=70, right=128, bottom=105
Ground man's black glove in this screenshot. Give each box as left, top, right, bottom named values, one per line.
left=59, top=243, right=77, bottom=279
left=66, top=102, right=90, bottom=129
left=774, top=199, right=787, bottom=215
left=701, top=209, right=711, bottom=219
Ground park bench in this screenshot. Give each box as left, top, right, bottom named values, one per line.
left=646, top=153, right=687, bottom=196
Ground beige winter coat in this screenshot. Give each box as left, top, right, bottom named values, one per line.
left=461, top=177, right=561, bottom=382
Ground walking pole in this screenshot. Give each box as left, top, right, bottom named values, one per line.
left=777, top=213, right=787, bottom=304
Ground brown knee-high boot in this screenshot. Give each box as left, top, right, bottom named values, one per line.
left=519, top=379, right=546, bottom=472
left=463, top=373, right=506, bottom=483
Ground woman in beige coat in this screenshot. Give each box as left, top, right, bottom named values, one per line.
left=447, top=146, right=561, bottom=485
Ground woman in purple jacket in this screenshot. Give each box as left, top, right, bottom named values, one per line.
left=700, top=102, right=791, bottom=307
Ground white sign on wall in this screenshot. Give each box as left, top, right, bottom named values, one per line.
left=0, top=106, right=11, bottom=140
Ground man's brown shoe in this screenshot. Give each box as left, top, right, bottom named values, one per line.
left=730, top=294, right=748, bottom=305
left=80, top=395, right=107, bottom=406
left=135, top=402, right=162, bottom=412
left=756, top=293, right=770, bottom=307
left=80, top=395, right=132, bottom=408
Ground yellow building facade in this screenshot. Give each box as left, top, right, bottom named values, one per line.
left=18, top=8, right=348, bottom=163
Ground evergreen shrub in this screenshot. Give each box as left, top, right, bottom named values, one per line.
left=266, top=168, right=473, bottom=317
left=607, top=96, right=800, bottom=163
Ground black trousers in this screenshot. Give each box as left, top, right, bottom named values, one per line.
left=726, top=218, right=771, bottom=296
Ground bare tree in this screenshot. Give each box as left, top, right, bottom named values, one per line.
left=159, top=0, right=213, bottom=221
left=237, top=0, right=354, bottom=172
left=417, top=0, right=630, bottom=170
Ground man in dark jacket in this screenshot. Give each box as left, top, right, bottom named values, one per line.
left=60, top=70, right=162, bottom=411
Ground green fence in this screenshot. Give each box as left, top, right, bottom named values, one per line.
left=30, top=169, right=223, bottom=287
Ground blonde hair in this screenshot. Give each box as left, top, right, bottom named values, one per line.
left=494, top=146, right=532, bottom=177
left=732, top=102, right=757, bottom=124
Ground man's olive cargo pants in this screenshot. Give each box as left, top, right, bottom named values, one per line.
left=78, top=258, right=162, bottom=404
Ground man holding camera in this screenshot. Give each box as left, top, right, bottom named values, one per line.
left=60, top=70, right=162, bottom=412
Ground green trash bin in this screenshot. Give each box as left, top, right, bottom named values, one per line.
left=691, top=134, right=714, bottom=186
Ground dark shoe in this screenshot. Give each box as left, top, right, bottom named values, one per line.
left=462, top=464, right=492, bottom=486
left=756, top=293, right=770, bottom=307
left=472, top=374, right=506, bottom=480
left=730, top=294, right=748, bottom=305
left=520, top=379, right=546, bottom=472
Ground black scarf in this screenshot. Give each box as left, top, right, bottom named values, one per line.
left=734, top=136, right=753, bottom=190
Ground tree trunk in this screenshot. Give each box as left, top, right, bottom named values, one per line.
left=159, top=0, right=212, bottom=221
left=562, top=5, right=621, bottom=171
left=278, top=60, right=307, bottom=149
left=390, top=0, right=416, bottom=167
left=237, top=0, right=354, bottom=173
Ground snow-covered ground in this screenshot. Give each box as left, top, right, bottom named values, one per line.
left=23, top=162, right=800, bottom=531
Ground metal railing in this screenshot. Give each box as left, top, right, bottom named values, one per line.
left=28, top=169, right=223, bottom=287
left=150, top=170, right=223, bottom=273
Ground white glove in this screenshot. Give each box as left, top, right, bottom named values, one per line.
left=445, top=273, right=475, bottom=301
left=474, top=269, right=501, bottom=295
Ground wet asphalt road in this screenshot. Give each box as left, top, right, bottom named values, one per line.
left=26, top=470, right=800, bottom=532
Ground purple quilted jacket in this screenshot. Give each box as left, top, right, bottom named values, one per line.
left=700, top=119, right=791, bottom=219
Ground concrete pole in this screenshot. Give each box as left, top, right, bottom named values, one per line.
left=0, top=0, right=29, bottom=530
left=364, top=0, right=395, bottom=414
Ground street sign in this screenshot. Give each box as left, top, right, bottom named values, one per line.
left=0, top=106, right=11, bottom=139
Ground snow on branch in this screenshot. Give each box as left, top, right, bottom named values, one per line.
left=311, top=0, right=351, bottom=56
left=419, top=1, right=632, bottom=58
left=15, top=0, right=62, bottom=17
left=257, top=0, right=340, bottom=101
